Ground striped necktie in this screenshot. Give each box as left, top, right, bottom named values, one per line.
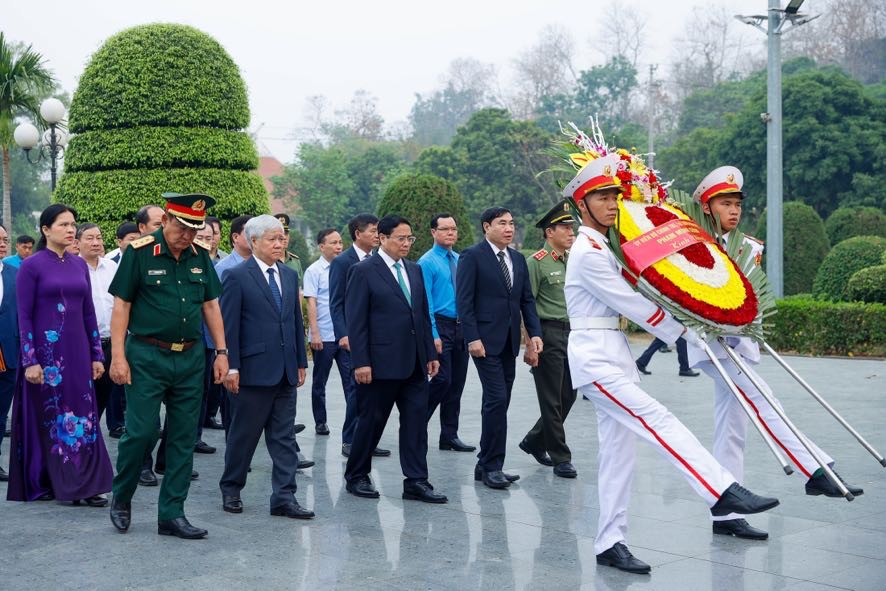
left=497, top=251, right=512, bottom=292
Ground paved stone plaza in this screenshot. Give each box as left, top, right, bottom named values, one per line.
left=1, top=340, right=884, bottom=590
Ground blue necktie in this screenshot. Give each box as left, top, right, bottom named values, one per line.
left=394, top=262, right=411, bottom=307
left=448, top=252, right=457, bottom=292
left=267, top=267, right=282, bottom=312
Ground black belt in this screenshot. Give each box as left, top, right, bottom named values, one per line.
left=540, top=319, right=570, bottom=329
left=133, top=335, right=197, bottom=352
left=435, top=314, right=460, bottom=325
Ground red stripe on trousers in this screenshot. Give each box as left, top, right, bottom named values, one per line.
left=593, top=381, right=721, bottom=499
left=735, top=386, right=813, bottom=478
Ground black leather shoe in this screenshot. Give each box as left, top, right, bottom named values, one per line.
left=294, top=423, right=306, bottom=434
left=519, top=438, right=553, bottom=466
left=346, top=476, right=380, bottom=498
left=191, top=469, right=199, bottom=481
left=271, top=501, right=315, bottom=519
left=222, top=495, right=243, bottom=514
left=713, top=518, right=769, bottom=540
left=372, top=447, right=391, bottom=457
left=76, top=494, right=109, bottom=507
left=110, top=499, right=131, bottom=533
left=297, top=457, right=315, bottom=470
left=482, top=470, right=512, bottom=490
left=156, top=466, right=199, bottom=480
left=0, top=466, right=8, bottom=482
left=679, top=369, right=700, bottom=377
left=315, top=423, right=330, bottom=435
left=204, top=418, right=224, bottom=430
left=805, top=470, right=864, bottom=498
left=596, top=542, right=651, bottom=574
left=473, top=466, right=520, bottom=483
left=194, top=440, right=216, bottom=454
left=711, top=482, right=780, bottom=516
left=403, top=480, right=448, bottom=503
left=108, top=427, right=125, bottom=439
left=553, top=462, right=578, bottom=478
left=636, top=362, right=651, bottom=375
left=139, top=468, right=158, bottom=487
left=158, top=516, right=208, bottom=539
left=37, top=492, right=55, bottom=501
left=440, top=437, right=476, bottom=452
left=341, top=443, right=351, bottom=457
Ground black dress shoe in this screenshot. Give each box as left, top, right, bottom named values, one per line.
left=372, top=447, right=391, bottom=457
left=315, top=423, right=330, bottom=435
left=403, top=480, right=448, bottom=504
left=553, top=462, right=578, bottom=478
left=482, top=470, right=512, bottom=489
left=108, top=427, right=125, bottom=439
left=37, top=492, right=55, bottom=501
left=294, top=423, right=306, bottom=434
left=341, top=443, right=351, bottom=457
left=439, top=437, right=476, bottom=452
left=155, top=466, right=199, bottom=480
left=74, top=494, right=108, bottom=507
left=0, top=466, right=8, bottom=482
left=473, top=466, right=520, bottom=483
left=271, top=501, right=315, bottom=519
left=204, top=418, right=224, bottom=430
left=297, top=458, right=315, bottom=470
left=110, top=499, right=131, bottom=533
left=636, top=362, right=651, bottom=375
left=158, top=516, right=208, bottom=539
left=805, top=470, right=864, bottom=498
left=139, top=468, right=158, bottom=487
left=222, top=495, right=243, bottom=514
left=519, top=438, right=553, bottom=466
left=194, top=440, right=216, bottom=454
left=711, top=482, right=780, bottom=516
left=713, top=518, right=769, bottom=540
left=346, top=476, right=380, bottom=498
left=679, top=369, right=700, bottom=377
left=596, top=542, right=651, bottom=574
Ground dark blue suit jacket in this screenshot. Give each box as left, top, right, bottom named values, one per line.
left=220, top=257, right=307, bottom=388
left=345, top=254, right=436, bottom=381
left=0, top=264, right=18, bottom=369
left=329, top=245, right=361, bottom=340
left=456, top=240, right=541, bottom=357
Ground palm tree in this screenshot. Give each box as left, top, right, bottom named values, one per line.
left=0, top=32, right=54, bottom=229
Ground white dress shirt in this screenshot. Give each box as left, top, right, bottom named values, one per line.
left=353, top=244, right=371, bottom=261
left=253, top=255, right=283, bottom=297
left=486, top=238, right=513, bottom=284
left=84, top=256, right=118, bottom=339
left=377, top=248, right=411, bottom=296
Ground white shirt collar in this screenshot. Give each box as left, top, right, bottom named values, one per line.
left=485, top=238, right=510, bottom=256
left=579, top=225, right=610, bottom=244
left=377, top=248, right=402, bottom=269
left=353, top=244, right=370, bottom=260
left=253, top=255, right=279, bottom=275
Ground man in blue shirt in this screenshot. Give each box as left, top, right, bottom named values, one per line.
left=1, top=234, right=34, bottom=268
left=214, top=215, right=254, bottom=280
left=418, top=213, right=475, bottom=452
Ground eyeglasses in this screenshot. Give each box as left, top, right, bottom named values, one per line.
left=390, top=235, right=417, bottom=244
left=435, top=226, right=458, bottom=233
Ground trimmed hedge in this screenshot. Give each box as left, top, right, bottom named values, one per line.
left=767, top=297, right=885, bottom=356
left=824, top=206, right=886, bottom=246
left=756, top=202, right=830, bottom=295
left=846, top=264, right=886, bottom=304
left=377, top=173, right=474, bottom=261
left=812, top=235, right=885, bottom=300
left=64, top=127, right=258, bottom=172
left=69, top=24, right=249, bottom=132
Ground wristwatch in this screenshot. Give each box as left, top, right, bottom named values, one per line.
left=215, top=348, right=229, bottom=356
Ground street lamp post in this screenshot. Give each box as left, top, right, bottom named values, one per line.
left=735, top=0, right=818, bottom=298
left=13, top=97, right=69, bottom=192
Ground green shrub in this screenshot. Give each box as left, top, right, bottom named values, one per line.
left=824, top=206, right=886, bottom=246
left=376, top=173, right=474, bottom=261
left=846, top=264, right=886, bottom=304
left=812, top=235, right=885, bottom=300
left=756, top=201, right=830, bottom=295
left=767, top=297, right=885, bottom=356
left=57, top=24, right=267, bottom=240
left=287, top=228, right=311, bottom=266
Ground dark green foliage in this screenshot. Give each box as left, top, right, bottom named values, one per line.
left=64, top=127, right=258, bottom=172
left=756, top=202, right=830, bottom=295
left=824, top=206, right=886, bottom=245
left=376, top=173, right=474, bottom=261
left=68, top=24, right=249, bottom=132
left=767, top=297, right=885, bottom=356
left=287, top=228, right=311, bottom=266
left=846, top=264, right=886, bottom=304
left=812, top=235, right=886, bottom=300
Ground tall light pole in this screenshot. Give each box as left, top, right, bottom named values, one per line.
left=735, top=0, right=818, bottom=298
left=13, top=97, right=70, bottom=192
left=647, top=64, right=659, bottom=169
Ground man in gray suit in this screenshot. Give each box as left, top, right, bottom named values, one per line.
left=219, top=215, right=314, bottom=519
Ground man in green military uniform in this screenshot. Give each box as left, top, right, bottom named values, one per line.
left=519, top=199, right=579, bottom=479
left=108, top=192, right=228, bottom=539
left=275, top=213, right=303, bottom=286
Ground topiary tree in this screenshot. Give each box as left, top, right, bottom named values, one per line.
left=846, top=264, right=886, bottom=304
left=756, top=201, right=830, bottom=296
left=812, top=235, right=886, bottom=301
left=56, top=24, right=268, bottom=242
left=824, top=206, right=886, bottom=246
left=376, top=172, right=474, bottom=261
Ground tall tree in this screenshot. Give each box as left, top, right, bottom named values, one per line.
left=510, top=25, right=577, bottom=118
left=0, top=33, right=54, bottom=229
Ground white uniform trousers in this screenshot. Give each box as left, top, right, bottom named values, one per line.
left=698, top=359, right=833, bottom=521
left=583, top=373, right=737, bottom=554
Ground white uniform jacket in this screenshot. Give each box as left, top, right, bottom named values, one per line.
left=565, top=226, right=685, bottom=388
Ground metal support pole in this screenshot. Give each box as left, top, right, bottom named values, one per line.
left=762, top=342, right=886, bottom=467
left=647, top=64, right=656, bottom=169
left=720, top=338, right=852, bottom=501
left=766, top=0, right=784, bottom=297
left=48, top=125, right=58, bottom=192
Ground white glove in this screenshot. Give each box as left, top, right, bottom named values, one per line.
left=681, top=327, right=705, bottom=349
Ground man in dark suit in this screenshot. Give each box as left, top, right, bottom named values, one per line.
left=219, top=215, right=314, bottom=519
left=344, top=215, right=446, bottom=504
left=457, top=207, right=543, bottom=489
left=328, top=213, right=390, bottom=459
left=0, top=223, right=18, bottom=481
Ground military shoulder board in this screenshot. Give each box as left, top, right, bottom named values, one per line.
left=130, top=235, right=156, bottom=249
left=532, top=249, right=548, bottom=261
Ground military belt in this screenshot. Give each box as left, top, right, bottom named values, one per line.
left=133, top=335, right=197, bottom=352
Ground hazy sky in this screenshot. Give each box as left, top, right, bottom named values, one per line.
left=5, top=1, right=819, bottom=162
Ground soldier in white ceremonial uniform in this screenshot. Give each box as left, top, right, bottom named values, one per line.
left=563, top=154, right=781, bottom=574
left=687, top=166, right=863, bottom=541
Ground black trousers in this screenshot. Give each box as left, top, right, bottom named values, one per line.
left=426, top=316, right=469, bottom=442
left=472, top=336, right=516, bottom=472
left=637, top=337, right=690, bottom=372
left=345, top=360, right=429, bottom=484
left=94, top=340, right=125, bottom=431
